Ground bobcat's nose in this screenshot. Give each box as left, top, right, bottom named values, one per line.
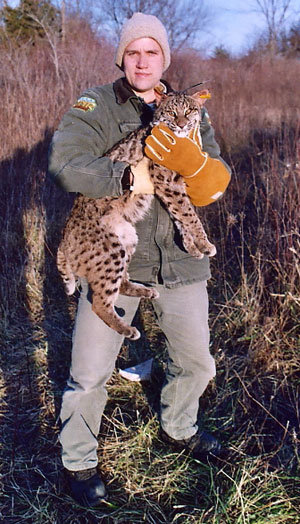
left=176, top=117, right=188, bottom=128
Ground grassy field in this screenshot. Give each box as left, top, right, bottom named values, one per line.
left=0, top=31, right=299, bottom=523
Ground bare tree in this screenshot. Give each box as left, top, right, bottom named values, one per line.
left=26, top=11, right=61, bottom=79
left=92, top=0, right=211, bottom=49
left=251, top=0, right=295, bottom=53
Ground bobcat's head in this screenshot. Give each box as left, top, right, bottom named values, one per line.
left=152, top=91, right=207, bottom=138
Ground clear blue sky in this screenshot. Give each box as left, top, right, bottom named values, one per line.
left=206, top=0, right=299, bottom=55
left=206, top=1, right=265, bottom=55
left=5, top=0, right=300, bottom=56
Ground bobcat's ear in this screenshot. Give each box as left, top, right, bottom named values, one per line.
left=155, top=91, right=168, bottom=105
left=191, top=89, right=211, bottom=107
left=154, top=82, right=168, bottom=105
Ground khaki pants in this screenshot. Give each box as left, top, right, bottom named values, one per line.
left=59, top=279, right=216, bottom=471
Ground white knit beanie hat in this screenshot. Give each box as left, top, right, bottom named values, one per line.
left=115, top=12, right=171, bottom=72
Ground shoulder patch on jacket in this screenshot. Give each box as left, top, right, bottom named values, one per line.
left=73, top=96, right=97, bottom=112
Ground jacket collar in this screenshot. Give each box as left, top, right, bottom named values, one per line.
left=113, top=77, right=171, bottom=105
left=113, top=77, right=136, bottom=104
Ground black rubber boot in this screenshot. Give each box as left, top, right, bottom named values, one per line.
left=160, top=428, right=222, bottom=460
left=65, top=467, right=107, bottom=507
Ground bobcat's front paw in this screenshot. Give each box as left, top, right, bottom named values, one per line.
left=193, top=236, right=216, bottom=257
left=183, top=235, right=216, bottom=259
left=181, top=233, right=204, bottom=259
left=202, top=242, right=216, bottom=257
left=146, top=288, right=159, bottom=299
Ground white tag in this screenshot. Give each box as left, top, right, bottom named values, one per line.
left=211, top=191, right=223, bottom=200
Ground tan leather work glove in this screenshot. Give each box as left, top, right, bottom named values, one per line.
left=145, top=124, right=207, bottom=177
left=130, top=157, right=154, bottom=196
left=145, top=124, right=231, bottom=206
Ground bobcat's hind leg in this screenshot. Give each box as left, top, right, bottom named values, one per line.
left=120, top=269, right=159, bottom=299
left=120, top=278, right=159, bottom=299
left=90, top=272, right=140, bottom=340
left=92, top=293, right=140, bottom=340
left=90, top=275, right=159, bottom=340
left=57, top=247, right=76, bottom=295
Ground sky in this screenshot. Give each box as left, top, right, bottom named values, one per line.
left=5, top=0, right=300, bottom=56
left=206, top=0, right=299, bottom=56
left=206, top=1, right=266, bottom=55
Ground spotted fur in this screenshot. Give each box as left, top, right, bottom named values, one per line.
left=57, top=92, right=216, bottom=340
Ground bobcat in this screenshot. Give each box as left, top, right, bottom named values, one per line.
left=57, top=91, right=216, bottom=340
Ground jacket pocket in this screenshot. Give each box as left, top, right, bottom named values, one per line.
left=119, top=122, right=141, bottom=134
left=133, top=202, right=160, bottom=262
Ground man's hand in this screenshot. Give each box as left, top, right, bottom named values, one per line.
left=145, top=124, right=231, bottom=206
left=145, top=124, right=207, bottom=177
left=130, top=157, right=154, bottom=196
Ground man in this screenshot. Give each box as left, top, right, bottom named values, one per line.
left=48, top=12, right=231, bottom=507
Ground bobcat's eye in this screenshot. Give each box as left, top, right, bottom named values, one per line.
left=168, top=111, right=177, bottom=117
left=185, top=109, right=197, bottom=116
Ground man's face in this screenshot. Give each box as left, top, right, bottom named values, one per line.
left=123, top=37, right=164, bottom=103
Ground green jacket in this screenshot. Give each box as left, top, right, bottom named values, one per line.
left=48, top=77, right=231, bottom=287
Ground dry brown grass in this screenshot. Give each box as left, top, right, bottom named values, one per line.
left=0, top=26, right=299, bottom=523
